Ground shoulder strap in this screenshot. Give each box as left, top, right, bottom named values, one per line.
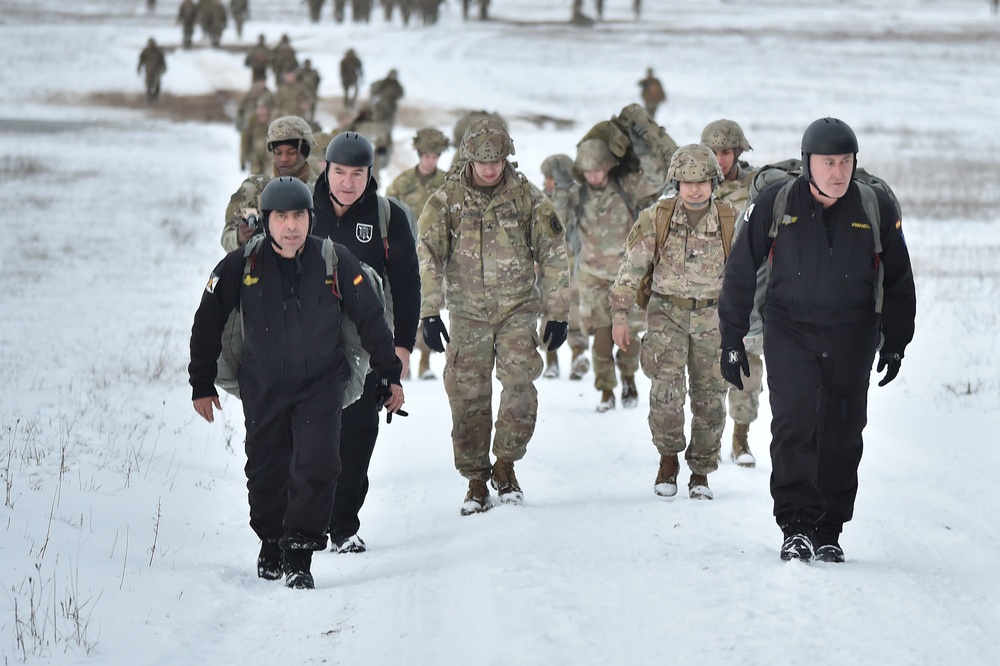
left=321, top=238, right=342, bottom=299
left=242, top=233, right=267, bottom=278
left=715, top=200, right=738, bottom=260
left=609, top=177, right=638, bottom=222
left=376, top=194, right=391, bottom=260
left=770, top=179, right=797, bottom=238
left=857, top=182, right=884, bottom=313
left=651, top=197, right=677, bottom=267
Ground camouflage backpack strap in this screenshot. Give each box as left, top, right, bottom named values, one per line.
left=651, top=196, right=677, bottom=266
left=715, top=200, right=738, bottom=260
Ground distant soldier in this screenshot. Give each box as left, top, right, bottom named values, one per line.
left=298, top=59, right=322, bottom=119
left=369, top=68, right=404, bottom=125
left=240, top=103, right=272, bottom=174
left=398, top=0, right=414, bottom=25
left=417, top=118, right=571, bottom=515
left=633, top=0, right=641, bottom=18
left=308, top=0, right=326, bottom=22
left=701, top=119, right=759, bottom=469
left=337, top=103, right=392, bottom=181
left=236, top=80, right=274, bottom=132
left=340, top=48, right=363, bottom=108
left=638, top=67, right=667, bottom=118
left=147, top=0, right=156, bottom=13
left=334, top=0, right=346, bottom=22
left=420, top=0, right=444, bottom=24
left=386, top=128, right=450, bottom=380
left=245, top=34, right=271, bottom=84
left=461, top=0, right=488, bottom=19
left=381, top=0, right=396, bottom=22
left=352, top=0, right=372, bottom=22
left=540, top=154, right=589, bottom=380
left=594, top=0, right=604, bottom=19
left=203, top=0, right=228, bottom=47
left=271, top=34, right=299, bottom=87
left=272, top=70, right=315, bottom=123
left=137, top=38, right=167, bottom=103
left=230, top=0, right=249, bottom=39
left=177, top=0, right=198, bottom=48
left=195, top=0, right=213, bottom=42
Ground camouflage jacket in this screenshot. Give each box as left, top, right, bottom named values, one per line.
left=177, top=0, right=197, bottom=26
left=575, top=152, right=668, bottom=281
left=271, top=44, right=298, bottom=78
left=271, top=81, right=314, bottom=120
left=340, top=54, right=363, bottom=85
left=137, top=46, right=166, bottom=77
left=610, top=196, right=738, bottom=325
left=221, top=162, right=318, bottom=252
left=417, top=163, right=570, bottom=324
left=386, top=167, right=446, bottom=223
left=245, top=45, right=271, bottom=75
left=714, top=162, right=756, bottom=215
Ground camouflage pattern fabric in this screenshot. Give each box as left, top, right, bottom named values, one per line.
left=339, top=51, right=363, bottom=105
left=370, top=75, right=404, bottom=123
left=230, top=0, right=248, bottom=38
left=417, top=162, right=570, bottom=324
left=271, top=40, right=299, bottom=84
left=177, top=0, right=198, bottom=47
left=714, top=162, right=756, bottom=218
left=236, top=84, right=273, bottom=132
left=386, top=166, right=446, bottom=222
left=240, top=112, right=271, bottom=175
left=245, top=43, right=271, bottom=83
left=271, top=80, right=315, bottom=123
left=444, top=312, right=542, bottom=481
left=137, top=43, right=166, bottom=101
left=221, top=162, right=318, bottom=252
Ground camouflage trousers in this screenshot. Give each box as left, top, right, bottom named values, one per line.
left=578, top=270, right=643, bottom=389
left=540, top=267, right=588, bottom=356
left=727, top=334, right=764, bottom=424
left=444, top=312, right=543, bottom=481
left=639, top=296, right=727, bottom=476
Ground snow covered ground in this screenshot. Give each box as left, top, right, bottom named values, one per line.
left=1, top=0, right=999, bottom=663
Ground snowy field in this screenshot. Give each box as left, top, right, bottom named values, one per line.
left=1, top=0, right=999, bottom=663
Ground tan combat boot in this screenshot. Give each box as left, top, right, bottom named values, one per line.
left=460, top=479, right=491, bottom=516
left=596, top=390, right=616, bottom=413
left=621, top=375, right=639, bottom=409
left=654, top=453, right=679, bottom=497
left=732, top=422, right=756, bottom=468
left=689, top=473, right=713, bottom=500
left=569, top=349, right=590, bottom=380
left=543, top=350, right=559, bottom=379
left=490, top=459, right=524, bottom=505
left=418, top=352, right=435, bottom=380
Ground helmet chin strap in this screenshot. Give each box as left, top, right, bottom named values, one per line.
left=809, top=177, right=840, bottom=200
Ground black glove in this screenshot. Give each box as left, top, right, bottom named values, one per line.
left=374, top=377, right=408, bottom=423
left=422, top=316, right=450, bottom=353
left=542, top=320, right=568, bottom=352
left=876, top=351, right=902, bottom=387
left=720, top=345, right=750, bottom=390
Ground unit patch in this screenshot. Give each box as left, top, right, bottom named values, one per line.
left=356, top=223, right=373, bottom=243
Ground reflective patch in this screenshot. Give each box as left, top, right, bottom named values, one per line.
left=206, top=274, right=219, bottom=293
left=743, top=203, right=755, bottom=223
left=356, top=223, right=373, bottom=243
left=243, top=274, right=259, bottom=286
left=851, top=221, right=871, bottom=230
left=353, top=273, right=364, bottom=286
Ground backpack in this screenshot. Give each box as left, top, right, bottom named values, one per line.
left=636, top=196, right=738, bottom=309
left=746, top=159, right=901, bottom=317
left=215, top=234, right=388, bottom=407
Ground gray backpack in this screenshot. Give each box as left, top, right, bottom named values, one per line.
left=216, top=235, right=388, bottom=407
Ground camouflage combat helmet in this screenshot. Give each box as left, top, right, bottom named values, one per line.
left=700, top=119, right=752, bottom=152
left=266, top=115, right=317, bottom=157
left=260, top=176, right=314, bottom=231
left=801, top=117, right=858, bottom=181
left=412, top=128, right=449, bottom=155
left=540, top=154, right=574, bottom=180
left=462, top=117, right=514, bottom=162
left=574, top=139, right=618, bottom=172
left=666, top=144, right=724, bottom=187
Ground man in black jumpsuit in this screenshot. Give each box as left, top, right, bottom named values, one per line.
left=189, top=177, right=404, bottom=588
left=718, top=118, right=916, bottom=562
left=313, top=132, right=421, bottom=553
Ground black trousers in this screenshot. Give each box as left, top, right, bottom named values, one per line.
left=242, top=364, right=346, bottom=550
left=329, top=371, right=380, bottom=541
left=763, top=315, right=879, bottom=534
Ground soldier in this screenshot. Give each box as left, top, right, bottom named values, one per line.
left=340, top=48, right=363, bottom=108
left=223, top=115, right=319, bottom=253
left=336, top=103, right=392, bottom=182
left=136, top=38, right=167, bottom=103
left=177, top=0, right=198, bottom=49
left=633, top=0, right=641, bottom=18
left=539, top=154, right=589, bottom=380
left=245, top=34, right=271, bottom=84
left=240, top=103, right=273, bottom=174
left=718, top=118, right=916, bottom=562
left=271, top=34, right=299, bottom=87
left=312, top=132, right=421, bottom=554
left=369, top=69, right=404, bottom=126
left=352, top=0, right=372, bottom=22
left=398, top=0, right=414, bottom=26
left=381, top=0, right=396, bottom=22
left=298, top=59, right=322, bottom=119
left=417, top=118, right=571, bottom=515
left=573, top=104, right=675, bottom=412
left=419, top=0, right=444, bottom=25
left=387, top=128, right=450, bottom=380
left=611, top=145, right=739, bottom=501
left=308, top=0, right=325, bottom=22
left=204, top=0, right=228, bottom=48
left=230, top=0, right=248, bottom=39
left=449, top=109, right=504, bottom=171
left=700, top=119, right=759, bottom=469
left=236, top=80, right=274, bottom=133
left=334, top=0, right=346, bottom=22
left=271, top=70, right=315, bottom=124
left=638, top=67, right=667, bottom=119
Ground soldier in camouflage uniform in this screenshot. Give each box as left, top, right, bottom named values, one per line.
left=335, top=103, right=392, bottom=182
left=202, top=0, right=227, bottom=47
left=271, top=70, right=315, bottom=124
left=449, top=109, right=504, bottom=172
left=271, top=35, right=299, bottom=88
left=237, top=80, right=274, bottom=132
left=369, top=69, right=404, bottom=127
left=340, top=48, right=363, bottom=108
left=308, top=0, right=325, bottom=22
left=610, top=145, right=739, bottom=500
left=333, top=0, right=346, bottom=22
left=137, top=38, right=167, bottom=103
left=230, top=0, right=248, bottom=39
left=573, top=103, right=675, bottom=412
left=177, top=0, right=198, bottom=49
left=352, top=0, right=373, bottom=22
left=701, top=119, right=760, bottom=469
left=638, top=67, right=666, bottom=119
left=387, top=128, right=450, bottom=380
left=298, top=59, right=321, bottom=119
left=540, top=154, right=589, bottom=380
left=223, top=115, right=319, bottom=252
left=244, top=34, right=271, bottom=84
left=240, top=103, right=272, bottom=174
left=417, top=118, right=571, bottom=515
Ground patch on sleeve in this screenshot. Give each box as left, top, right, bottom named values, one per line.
left=206, top=273, right=219, bottom=293
left=743, top=203, right=755, bottom=223
left=353, top=273, right=364, bottom=286
left=895, top=219, right=906, bottom=245
left=549, top=214, right=563, bottom=236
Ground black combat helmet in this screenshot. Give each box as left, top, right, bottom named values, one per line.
left=801, top=117, right=858, bottom=181
left=325, top=131, right=375, bottom=167
left=260, top=176, right=314, bottom=232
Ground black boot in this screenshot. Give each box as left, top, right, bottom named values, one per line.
left=257, top=538, right=282, bottom=580
left=779, top=523, right=815, bottom=562
left=281, top=548, right=315, bottom=589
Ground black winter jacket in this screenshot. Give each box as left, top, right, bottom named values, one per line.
left=719, top=177, right=916, bottom=354
left=313, top=174, right=420, bottom=352
left=188, top=237, right=401, bottom=400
